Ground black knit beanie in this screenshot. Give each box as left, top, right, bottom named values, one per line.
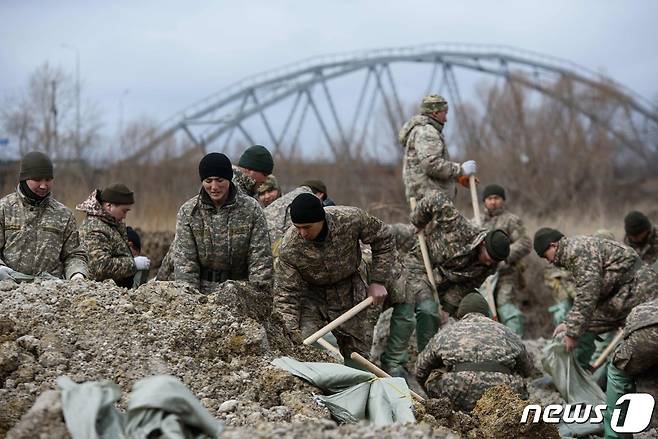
left=482, top=184, right=506, bottom=201
left=199, top=152, right=233, bottom=181
left=100, top=184, right=134, bottom=204
left=19, top=151, right=53, bottom=181
left=533, top=227, right=565, bottom=257
left=624, top=211, right=651, bottom=236
left=238, top=145, right=274, bottom=174
left=484, top=229, right=510, bottom=261
left=290, top=193, right=325, bottom=224
left=456, top=293, right=491, bottom=319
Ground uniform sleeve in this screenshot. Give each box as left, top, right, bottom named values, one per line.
left=410, top=191, right=462, bottom=231
left=563, top=247, right=604, bottom=338
left=273, top=254, right=307, bottom=332
left=172, top=206, right=201, bottom=290
left=61, top=212, right=89, bottom=279
left=356, top=210, right=398, bottom=285
left=514, top=343, right=536, bottom=377
left=413, top=125, right=462, bottom=180
left=247, top=206, right=273, bottom=292
left=506, top=216, right=532, bottom=265
left=415, top=334, right=445, bottom=385
left=85, top=229, right=136, bottom=280
left=156, top=243, right=175, bottom=281
left=409, top=193, right=437, bottom=229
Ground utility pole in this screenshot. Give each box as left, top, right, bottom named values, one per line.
left=61, top=43, right=80, bottom=157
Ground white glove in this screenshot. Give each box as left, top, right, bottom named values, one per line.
left=134, top=256, right=151, bottom=271
left=0, top=265, right=15, bottom=276
left=71, top=273, right=85, bottom=281
left=461, top=160, right=477, bottom=176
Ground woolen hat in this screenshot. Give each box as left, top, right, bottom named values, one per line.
left=238, top=145, right=274, bottom=174
left=290, top=193, right=325, bottom=224
left=456, top=293, right=491, bottom=319
left=303, top=179, right=328, bottom=196
left=199, top=152, right=233, bottom=181
left=482, top=184, right=506, bottom=201
left=100, top=183, right=134, bottom=205
left=533, top=227, right=564, bottom=257
left=624, top=211, right=651, bottom=236
left=484, top=229, right=510, bottom=261
left=19, top=151, right=53, bottom=181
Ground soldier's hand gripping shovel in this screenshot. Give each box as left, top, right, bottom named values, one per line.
left=468, top=175, right=498, bottom=321
left=303, top=296, right=374, bottom=345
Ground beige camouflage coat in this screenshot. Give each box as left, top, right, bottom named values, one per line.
left=263, top=185, right=314, bottom=250
left=612, top=298, right=658, bottom=376
left=399, top=114, right=461, bottom=202
left=554, top=236, right=658, bottom=338
left=0, top=185, right=88, bottom=279
left=232, top=166, right=258, bottom=198
left=624, top=226, right=658, bottom=265
left=76, top=190, right=136, bottom=286
left=410, top=191, right=495, bottom=314
left=274, top=206, right=402, bottom=333
left=415, top=313, right=534, bottom=411
left=173, top=184, right=273, bottom=292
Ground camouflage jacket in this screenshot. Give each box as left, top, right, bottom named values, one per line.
left=232, top=166, right=258, bottom=198
left=399, top=114, right=461, bottom=202
left=0, top=185, right=88, bottom=279
left=389, top=223, right=417, bottom=255
left=173, top=184, right=273, bottom=292
left=76, top=190, right=136, bottom=283
left=264, top=185, right=314, bottom=248
left=554, top=236, right=655, bottom=338
left=410, top=191, right=492, bottom=287
left=480, top=206, right=531, bottom=269
left=624, top=227, right=658, bottom=265
left=274, top=206, right=401, bottom=330
left=415, top=313, right=534, bottom=410
left=612, top=298, right=658, bottom=376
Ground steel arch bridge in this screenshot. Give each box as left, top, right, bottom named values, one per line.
left=130, top=43, right=657, bottom=163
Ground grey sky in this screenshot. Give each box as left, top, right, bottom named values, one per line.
left=1, top=0, right=657, bottom=147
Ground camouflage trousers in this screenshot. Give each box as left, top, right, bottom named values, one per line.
left=424, top=370, right=527, bottom=412
left=300, top=272, right=376, bottom=365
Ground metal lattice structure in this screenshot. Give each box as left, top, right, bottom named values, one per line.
left=129, top=43, right=657, bottom=163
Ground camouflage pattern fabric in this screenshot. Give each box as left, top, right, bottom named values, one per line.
left=232, top=166, right=258, bottom=198
left=273, top=206, right=403, bottom=358
left=257, top=174, right=281, bottom=195
left=0, top=185, right=88, bottom=279
left=410, top=191, right=494, bottom=315
left=554, top=236, right=658, bottom=338
left=480, top=206, right=531, bottom=306
left=624, top=226, right=658, bottom=265
left=415, top=313, right=534, bottom=412
left=612, top=298, right=658, bottom=376
left=77, top=190, right=136, bottom=285
left=389, top=223, right=434, bottom=305
left=156, top=244, right=174, bottom=280
left=263, top=185, right=314, bottom=250
left=398, top=114, right=461, bottom=202
left=172, top=184, right=273, bottom=293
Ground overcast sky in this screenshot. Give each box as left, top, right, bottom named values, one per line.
left=2, top=0, right=657, bottom=149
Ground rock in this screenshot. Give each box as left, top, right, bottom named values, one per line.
left=219, top=399, right=239, bottom=413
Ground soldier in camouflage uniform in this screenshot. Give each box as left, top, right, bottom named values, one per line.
left=604, top=299, right=658, bottom=438
left=0, top=151, right=88, bottom=281
left=257, top=174, right=282, bottom=207
left=273, top=193, right=405, bottom=367
left=263, top=183, right=316, bottom=253
left=623, top=210, right=658, bottom=265
left=479, top=184, right=531, bottom=336
left=410, top=190, right=511, bottom=316
left=416, top=293, right=534, bottom=412
left=399, top=94, right=477, bottom=202
left=534, top=228, right=658, bottom=365
left=173, top=153, right=273, bottom=296
left=232, top=144, right=274, bottom=197
left=77, top=184, right=150, bottom=288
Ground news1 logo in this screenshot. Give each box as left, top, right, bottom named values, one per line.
left=521, top=393, right=655, bottom=433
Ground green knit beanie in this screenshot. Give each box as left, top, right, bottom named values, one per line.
left=238, top=145, right=274, bottom=174
left=533, top=227, right=564, bottom=257
left=482, top=184, right=506, bottom=201
left=303, top=179, right=328, bottom=196
left=484, top=229, right=510, bottom=261
left=100, top=183, right=135, bottom=204
left=19, top=151, right=53, bottom=181
left=456, top=293, right=491, bottom=319
left=624, top=211, right=651, bottom=236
